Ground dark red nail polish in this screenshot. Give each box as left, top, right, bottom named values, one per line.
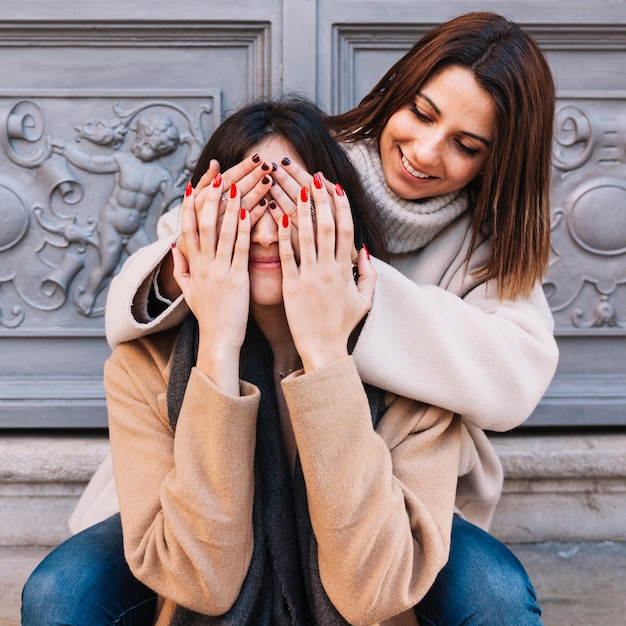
left=262, top=175, right=270, bottom=185
left=240, top=208, right=247, bottom=220
left=259, top=198, right=267, bottom=206
left=335, top=183, right=345, bottom=196
left=271, top=163, right=278, bottom=172
left=269, top=200, right=277, bottom=210
left=281, top=157, right=291, bottom=166
left=185, top=181, right=192, bottom=196
left=230, top=183, right=237, bottom=199
left=313, top=173, right=323, bottom=189
left=262, top=162, right=270, bottom=171
left=300, top=186, right=308, bottom=202
left=252, top=153, right=260, bottom=163
left=282, top=214, right=289, bottom=228
left=212, top=173, right=222, bottom=188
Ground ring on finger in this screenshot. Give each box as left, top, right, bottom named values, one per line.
left=222, top=191, right=246, bottom=211
left=310, top=198, right=316, bottom=217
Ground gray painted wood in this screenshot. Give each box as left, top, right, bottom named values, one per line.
left=0, top=0, right=624, bottom=427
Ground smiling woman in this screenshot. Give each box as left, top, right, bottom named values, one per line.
left=378, top=66, right=495, bottom=200
left=24, top=11, right=558, bottom=626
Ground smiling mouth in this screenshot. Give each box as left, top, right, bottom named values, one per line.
left=401, top=153, right=432, bottom=179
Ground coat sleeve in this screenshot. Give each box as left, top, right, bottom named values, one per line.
left=282, top=357, right=461, bottom=626
left=351, top=258, right=559, bottom=432
left=106, top=338, right=259, bottom=615
left=105, top=206, right=189, bottom=349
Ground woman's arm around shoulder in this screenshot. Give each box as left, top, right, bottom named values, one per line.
left=352, top=255, right=558, bottom=432
left=105, top=207, right=188, bottom=349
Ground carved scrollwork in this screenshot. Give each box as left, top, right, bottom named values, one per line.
left=2, top=100, right=52, bottom=168
left=572, top=294, right=622, bottom=329
left=0, top=93, right=216, bottom=328
left=553, top=105, right=594, bottom=172
left=546, top=96, right=626, bottom=334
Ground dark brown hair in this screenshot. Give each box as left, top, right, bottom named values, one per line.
left=328, top=12, right=555, bottom=299
left=193, top=96, right=387, bottom=261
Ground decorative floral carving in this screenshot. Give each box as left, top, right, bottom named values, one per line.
left=546, top=98, right=626, bottom=333
left=0, top=95, right=213, bottom=326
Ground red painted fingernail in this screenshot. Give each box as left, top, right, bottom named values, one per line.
left=363, top=244, right=370, bottom=260
left=212, top=173, right=222, bottom=188
left=252, top=153, right=260, bottom=163
left=335, top=183, right=345, bottom=196
left=282, top=214, right=289, bottom=228
left=185, top=181, right=192, bottom=196
left=230, top=183, right=237, bottom=199
left=313, top=173, right=323, bottom=189
left=240, top=208, right=247, bottom=220
left=171, top=242, right=176, bottom=249
left=300, top=186, right=309, bottom=202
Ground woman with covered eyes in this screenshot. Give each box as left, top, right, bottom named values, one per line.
left=23, top=11, right=557, bottom=626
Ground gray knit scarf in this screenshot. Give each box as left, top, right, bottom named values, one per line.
left=166, top=314, right=387, bottom=625
left=342, top=140, right=468, bottom=254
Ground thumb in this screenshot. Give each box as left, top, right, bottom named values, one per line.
left=206, top=159, right=221, bottom=181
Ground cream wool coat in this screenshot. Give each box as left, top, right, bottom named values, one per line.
left=71, top=202, right=558, bottom=535
left=106, top=329, right=460, bottom=625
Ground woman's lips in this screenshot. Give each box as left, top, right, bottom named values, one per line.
left=400, top=151, right=433, bottom=179
left=249, top=256, right=281, bottom=270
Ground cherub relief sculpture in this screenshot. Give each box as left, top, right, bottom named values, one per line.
left=0, top=97, right=210, bottom=325
left=52, top=114, right=181, bottom=315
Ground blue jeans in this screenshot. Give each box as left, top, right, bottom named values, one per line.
left=22, top=514, right=541, bottom=625
left=22, top=514, right=156, bottom=626
left=415, top=516, right=543, bottom=625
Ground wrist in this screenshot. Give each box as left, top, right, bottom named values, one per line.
left=196, top=346, right=241, bottom=397
left=157, top=252, right=182, bottom=301
left=301, top=348, right=349, bottom=374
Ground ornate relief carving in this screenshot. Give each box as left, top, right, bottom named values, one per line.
left=545, top=94, right=626, bottom=334
left=0, top=92, right=217, bottom=328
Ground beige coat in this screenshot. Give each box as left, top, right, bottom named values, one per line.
left=77, top=205, right=557, bottom=535
left=106, top=329, right=460, bottom=625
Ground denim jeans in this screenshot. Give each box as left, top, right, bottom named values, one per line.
left=415, top=515, right=543, bottom=625
left=22, top=514, right=541, bottom=625
left=22, top=514, right=156, bottom=626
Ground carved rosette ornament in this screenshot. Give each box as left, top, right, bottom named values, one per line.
left=0, top=94, right=215, bottom=328
left=545, top=98, right=626, bottom=333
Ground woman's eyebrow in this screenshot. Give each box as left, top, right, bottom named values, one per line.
left=417, top=93, right=492, bottom=148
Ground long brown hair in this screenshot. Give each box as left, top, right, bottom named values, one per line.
left=328, top=12, right=555, bottom=299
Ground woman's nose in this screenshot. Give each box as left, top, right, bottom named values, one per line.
left=413, top=128, right=442, bottom=167
left=250, top=208, right=278, bottom=246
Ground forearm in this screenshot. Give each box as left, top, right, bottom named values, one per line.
left=283, top=357, right=460, bottom=624
left=105, top=207, right=187, bottom=349
left=107, top=350, right=259, bottom=615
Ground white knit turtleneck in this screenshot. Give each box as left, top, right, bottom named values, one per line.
left=342, top=139, right=468, bottom=254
